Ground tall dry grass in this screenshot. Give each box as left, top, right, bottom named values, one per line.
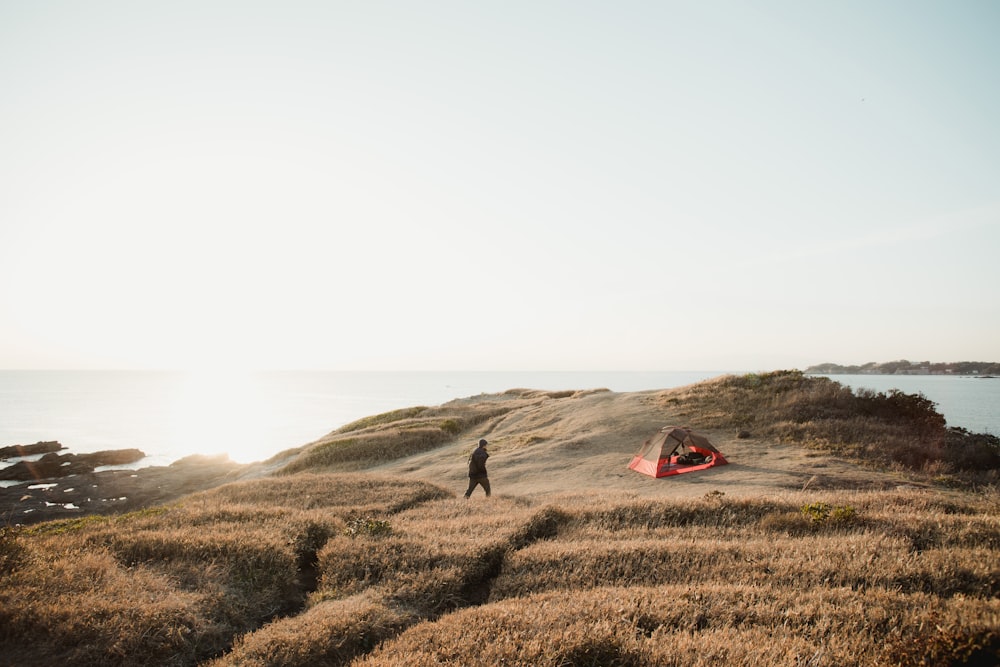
left=352, top=488, right=999, bottom=667
left=203, top=590, right=417, bottom=667
left=3, top=477, right=998, bottom=666
left=0, top=474, right=451, bottom=666
left=355, top=584, right=999, bottom=667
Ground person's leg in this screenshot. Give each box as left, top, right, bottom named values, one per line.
left=482, top=477, right=491, bottom=497
left=464, top=478, right=477, bottom=498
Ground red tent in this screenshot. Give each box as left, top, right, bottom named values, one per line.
left=629, top=426, right=728, bottom=478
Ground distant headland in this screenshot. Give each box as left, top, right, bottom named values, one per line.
left=805, top=360, right=1000, bottom=376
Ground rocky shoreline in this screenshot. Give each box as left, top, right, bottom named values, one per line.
left=0, top=446, right=147, bottom=482
left=1, top=441, right=262, bottom=526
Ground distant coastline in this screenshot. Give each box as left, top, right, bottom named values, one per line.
left=806, top=360, right=1000, bottom=376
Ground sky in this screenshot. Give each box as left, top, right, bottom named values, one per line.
left=1, top=1, right=998, bottom=372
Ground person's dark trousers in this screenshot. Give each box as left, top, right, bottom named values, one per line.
left=465, top=476, right=491, bottom=498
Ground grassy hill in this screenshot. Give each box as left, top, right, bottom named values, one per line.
left=1, top=371, right=998, bottom=665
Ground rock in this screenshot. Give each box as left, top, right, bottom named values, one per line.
left=0, top=449, right=146, bottom=481
left=0, top=455, right=258, bottom=526
left=84, top=449, right=146, bottom=466
left=0, top=441, right=65, bottom=460
left=0, top=455, right=89, bottom=481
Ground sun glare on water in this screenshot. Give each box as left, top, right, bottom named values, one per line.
left=166, top=371, right=282, bottom=465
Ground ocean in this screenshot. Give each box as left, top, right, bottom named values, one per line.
left=0, top=370, right=996, bottom=474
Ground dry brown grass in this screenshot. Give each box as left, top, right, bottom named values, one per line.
left=204, top=591, right=417, bottom=667
left=278, top=388, right=607, bottom=475
left=4, top=479, right=998, bottom=666
left=0, top=474, right=451, bottom=666
left=278, top=396, right=538, bottom=474
left=350, top=488, right=998, bottom=667
left=316, top=496, right=561, bottom=614
left=355, top=584, right=1000, bottom=667
left=3, top=375, right=999, bottom=666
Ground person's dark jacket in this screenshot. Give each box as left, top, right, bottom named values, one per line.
left=468, top=446, right=489, bottom=478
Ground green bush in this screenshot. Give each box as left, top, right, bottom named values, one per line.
left=800, top=502, right=856, bottom=525
left=344, top=517, right=393, bottom=538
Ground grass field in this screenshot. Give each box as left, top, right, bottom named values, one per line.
left=1, top=372, right=998, bottom=665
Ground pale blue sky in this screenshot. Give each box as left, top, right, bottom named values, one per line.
left=1, top=1, right=998, bottom=371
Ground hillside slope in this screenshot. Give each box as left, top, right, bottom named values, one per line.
left=280, top=372, right=953, bottom=500
left=371, top=387, right=900, bottom=499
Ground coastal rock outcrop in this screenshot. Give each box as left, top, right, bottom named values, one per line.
left=0, top=453, right=255, bottom=525
left=0, top=449, right=146, bottom=481
left=0, top=441, right=65, bottom=459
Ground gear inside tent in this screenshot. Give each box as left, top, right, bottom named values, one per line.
left=629, top=426, right=729, bottom=478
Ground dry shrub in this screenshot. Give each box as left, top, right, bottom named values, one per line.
left=0, top=524, right=28, bottom=574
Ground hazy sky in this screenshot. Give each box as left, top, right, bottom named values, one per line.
left=2, top=1, right=998, bottom=371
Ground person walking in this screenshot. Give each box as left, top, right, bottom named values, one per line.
left=464, top=438, right=490, bottom=498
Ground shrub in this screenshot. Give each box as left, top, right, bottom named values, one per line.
left=344, top=517, right=392, bottom=538
left=438, top=419, right=461, bottom=435
left=800, top=502, right=856, bottom=525
left=0, top=525, right=28, bottom=574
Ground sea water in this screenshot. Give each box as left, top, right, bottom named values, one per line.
left=0, top=370, right=996, bottom=472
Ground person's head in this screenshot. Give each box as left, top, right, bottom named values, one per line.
left=478, top=439, right=488, bottom=448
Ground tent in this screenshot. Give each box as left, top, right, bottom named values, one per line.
left=629, top=426, right=728, bottom=478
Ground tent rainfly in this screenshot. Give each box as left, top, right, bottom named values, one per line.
left=629, top=426, right=728, bottom=478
